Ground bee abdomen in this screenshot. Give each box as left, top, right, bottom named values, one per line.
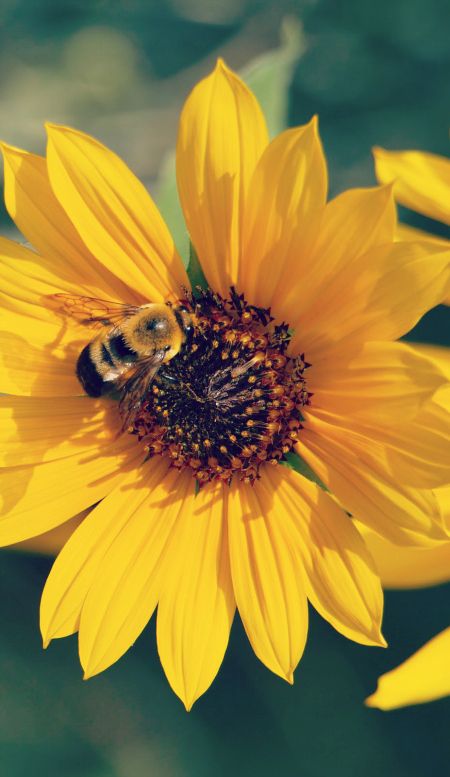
left=108, top=334, right=139, bottom=361
left=76, top=344, right=105, bottom=397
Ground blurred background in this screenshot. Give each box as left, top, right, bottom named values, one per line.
left=0, top=1, right=449, bottom=775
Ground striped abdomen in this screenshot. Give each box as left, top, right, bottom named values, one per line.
left=76, top=334, right=138, bottom=397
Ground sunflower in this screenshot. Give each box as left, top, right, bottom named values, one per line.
left=1, top=61, right=450, bottom=710
left=358, top=146, right=450, bottom=710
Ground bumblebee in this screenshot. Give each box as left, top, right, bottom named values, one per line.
left=50, top=293, right=193, bottom=427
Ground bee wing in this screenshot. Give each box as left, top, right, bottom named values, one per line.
left=119, top=350, right=167, bottom=430
left=47, top=293, right=141, bottom=328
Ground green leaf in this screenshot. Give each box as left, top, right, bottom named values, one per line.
left=154, top=19, right=305, bottom=265
left=281, top=450, right=329, bottom=492
left=154, top=152, right=189, bottom=266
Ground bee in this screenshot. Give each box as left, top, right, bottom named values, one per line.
left=49, top=293, right=193, bottom=428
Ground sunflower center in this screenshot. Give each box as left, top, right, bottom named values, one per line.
left=129, top=288, right=310, bottom=485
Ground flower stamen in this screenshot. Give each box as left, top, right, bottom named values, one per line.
left=132, top=287, right=311, bottom=485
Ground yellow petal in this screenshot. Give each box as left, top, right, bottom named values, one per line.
left=307, top=347, right=450, bottom=490
left=1, top=143, right=135, bottom=302
left=0, top=236, right=86, bottom=315
left=46, top=123, right=188, bottom=301
left=0, top=329, right=82, bottom=396
left=227, top=479, right=309, bottom=682
left=239, top=118, right=327, bottom=308
left=176, top=59, right=268, bottom=295
left=0, top=235, right=86, bottom=329
left=438, top=484, right=450, bottom=532
left=396, top=232, right=450, bottom=305
left=40, top=465, right=165, bottom=644
left=374, top=147, right=450, bottom=225
left=412, top=343, right=450, bottom=380
left=0, top=434, right=140, bottom=545
left=157, top=481, right=235, bottom=710
left=265, top=467, right=385, bottom=647
left=12, top=511, right=86, bottom=556
left=279, top=184, right=395, bottom=331
left=294, top=241, right=450, bottom=360
left=309, top=340, right=446, bottom=423
left=309, top=392, right=450, bottom=489
left=297, top=422, right=445, bottom=545
left=78, top=464, right=193, bottom=679
left=0, top=237, right=86, bottom=396
left=360, top=525, right=450, bottom=589
left=396, top=221, right=450, bottom=247
left=366, top=628, right=450, bottom=710
left=0, top=396, right=119, bottom=466
left=40, top=468, right=151, bottom=647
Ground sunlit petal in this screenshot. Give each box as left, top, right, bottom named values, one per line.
left=177, top=59, right=268, bottom=294
left=46, top=123, right=189, bottom=300
left=157, top=481, right=235, bottom=710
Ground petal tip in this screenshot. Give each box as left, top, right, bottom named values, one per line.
left=82, top=665, right=97, bottom=681
left=177, top=688, right=196, bottom=712
left=214, top=57, right=236, bottom=76
left=378, top=180, right=395, bottom=199
left=44, top=120, right=59, bottom=134
left=45, top=121, right=64, bottom=145
left=45, top=122, right=77, bottom=141
left=0, top=140, right=28, bottom=168
left=371, top=145, right=385, bottom=159
left=213, top=57, right=228, bottom=77
left=81, top=652, right=96, bottom=680
left=0, top=140, right=16, bottom=158
left=366, top=625, right=388, bottom=649
left=81, top=659, right=101, bottom=681
left=364, top=691, right=380, bottom=709
left=213, top=57, right=238, bottom=85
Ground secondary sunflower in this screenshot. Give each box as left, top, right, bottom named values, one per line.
left=1, top=61, right=450, bottom=710
left=365, top=476, right=450, bottom=711
left=364, top=344, right=450, bottom=710
left=365, top=528, right=450, bottom=711
left=363, top=149, right=450, bottom=711
left=374, top=145, right=450, bottom=303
